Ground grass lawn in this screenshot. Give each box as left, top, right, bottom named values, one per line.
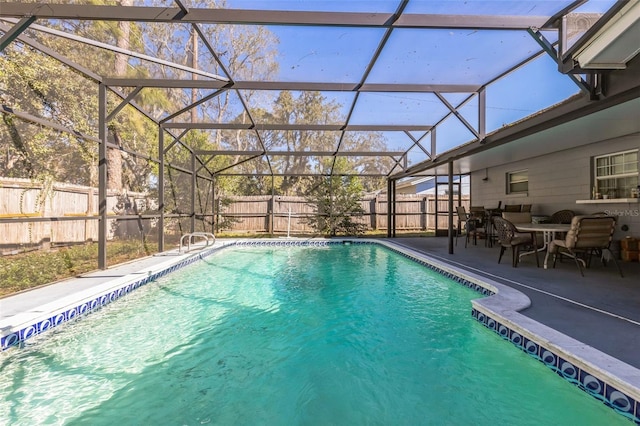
left=0, top=241, right=158, bottom=297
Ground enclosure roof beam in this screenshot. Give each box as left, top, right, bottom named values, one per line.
left=7, top=19, right=228, bottom=82
left=195, top=150, right=405, bottom=157
left=102, top=78, right=480, bottom=93
left=0, top=4, right=555, bottom=30
left=106, top=87, right=143, bottom=123
left=1, top=105, right=101, bottom=144
left=330, top=0, right=408, bottom=180
left=159, top=88, right=229, bottom=124
left=164, top=123, right=433, bottom=131
left=0, top=23, right=171, bottom=131
left=434, top=92, right=480, bottom=139
left=0, top=22, right=103, bottom=83
left=217, top=172, right=389, bottom=177
left=212, top=154, right=264, bottom=175
left=0, top=16, right=35, bottom=52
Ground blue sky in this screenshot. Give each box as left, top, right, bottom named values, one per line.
left=203, top=1, right=615, bottom=164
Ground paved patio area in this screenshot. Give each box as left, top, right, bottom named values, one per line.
left=392, top=235, right=640, bottom=369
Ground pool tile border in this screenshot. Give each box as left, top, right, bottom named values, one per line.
left=376, top=239, right=639, bottom=425
left=472, top=307, right=639, bottom=423
left=0, top=245, right=222, bottom=352
left=1, top=238, right=638, bottom=424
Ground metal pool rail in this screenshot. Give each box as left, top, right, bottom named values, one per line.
left=179, top=232, right=216, bottom=253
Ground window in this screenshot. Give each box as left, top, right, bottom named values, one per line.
left=594, top=150, right=638, bottom=198
left=507, top=170, right=528, bottom=194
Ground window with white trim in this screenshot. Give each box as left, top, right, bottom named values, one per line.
left=506, top=169, right=528, bottom=194
left=594, top=150, right=638, bottom=198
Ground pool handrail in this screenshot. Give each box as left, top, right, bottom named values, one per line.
left=179, top=232, right=216, bottom=253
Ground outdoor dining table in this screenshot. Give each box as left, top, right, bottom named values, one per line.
left=515, top=223, right=572, bottom=269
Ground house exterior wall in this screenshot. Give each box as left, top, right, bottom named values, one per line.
left=471, top=133, right=640, bottom=240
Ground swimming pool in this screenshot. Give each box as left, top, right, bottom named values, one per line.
left=0, top=242, right=634, bottom=424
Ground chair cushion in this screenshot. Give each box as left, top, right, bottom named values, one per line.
left=510, top=235, right=532, bottom=246
left=561, top=215, right=615, bottom=249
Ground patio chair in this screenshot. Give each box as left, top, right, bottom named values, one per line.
left=550, top=209, right=575, bottom=224
left=456, top=206, right=485, bottom=247
left=503, top=204, right=521, bottom=212
left=470, top=206, right=489, bottom=245
left=469, top=206, right=486, bottom=222
left=521, top=204, right=532, bottom=212
left=549, top=209, right=575, bottom=243
left=484, top=202, right=502, bottom=247
left=501, top=211, right=532, bottom=224
left=493, top=216, right=538, bottom=268
left=548, top=215, right=623, bottom=277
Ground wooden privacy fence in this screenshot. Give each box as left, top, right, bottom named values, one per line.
left=219, top=194, right=470, bottom=235
left=0, top=177, right=469, bottom=254
left=0, top=178, right=152, bottom=255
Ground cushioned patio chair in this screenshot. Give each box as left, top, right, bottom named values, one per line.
left=548, top=215, right=623, bottom=277
left=493, top=216, right=538, bottom=268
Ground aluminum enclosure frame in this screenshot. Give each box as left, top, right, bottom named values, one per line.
left=1, top=1, right=637, bottom=267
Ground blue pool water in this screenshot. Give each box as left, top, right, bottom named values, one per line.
left=0, top=244, right=628, bottom=425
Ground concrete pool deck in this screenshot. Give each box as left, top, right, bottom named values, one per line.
left=1, top=236, right=639, bottom=418
left=391, top=236, right=640, bottom=371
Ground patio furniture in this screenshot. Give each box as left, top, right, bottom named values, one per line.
left=469, top=206, right=486, bottom=221
left=516, top=223, right=572, bottom=268
left=504, top=204, right=522, bottom=212
left=549, top=209, right=575, bottom=242
left=531, top=215, right=551, bottom=224
left=456, top=206, right=485, bottom=247
left=470, top=206, right=489, bottom=246
left=484, top=206, right=503, bottom=248
left=501, top=211, right=532, bottom=224
left=521, top=204, right=532, bottom=212
left=547, top=215, right=623, bottom=277
left=493, top=216, right=538, bottom=268
left=550, top=209, right=575, bottom=224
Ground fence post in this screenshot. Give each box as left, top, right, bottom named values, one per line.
left=86, top=187, right=93, bottom=242
left=98, top=82, right=107, bottom=269
left=370, top=197, right=377, bottom=230
left=38, top=183, right=50, bottom=251
left=420, top=197, right=427, bottom=230
left=267, top=196, right=274, bottom=234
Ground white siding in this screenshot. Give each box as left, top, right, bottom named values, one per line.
left=472, top=134, right=640, bottom=239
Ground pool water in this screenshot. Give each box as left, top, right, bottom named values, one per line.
left=0, top=244, right=627, bottom=425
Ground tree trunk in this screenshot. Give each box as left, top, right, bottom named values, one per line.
left=191, top=27, right=198, bottom=123
left=107, top=129, right=124, bottom=190
left=107, top=0, right=132, bottom=192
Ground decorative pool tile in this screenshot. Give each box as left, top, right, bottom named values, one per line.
left=0, top=244, right=225, bottom=352
left=472, top=308, right=640, bottom=424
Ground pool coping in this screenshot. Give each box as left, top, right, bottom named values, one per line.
left=1, top=237, right=639, bottom=423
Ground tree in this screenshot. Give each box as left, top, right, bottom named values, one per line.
left=106, top=0, right=133, bottom=193
left=224, top=90, right=397, bottom=196
left=304, top=158, right=367, bottom=236
left=0, top=44, right=100, bottom=184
